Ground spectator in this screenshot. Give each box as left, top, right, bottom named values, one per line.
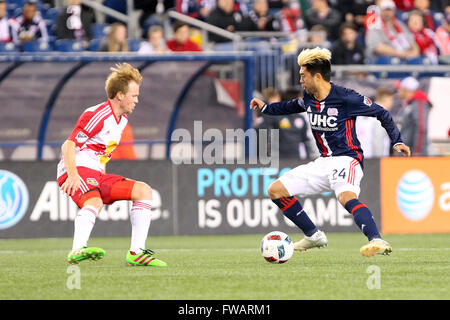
left=268, top=0, right=290, bottom=9
left=175, top=0, right=216, bottom=21
left=240, top=0, right=282, bottom=32
left=205, top=0, right=245, bottom=43
left=279, top=0, right=304, bottom=33
left=395, top=0, right=447, bottom=12
left=10, top=0, right=48, bottom=46
left=435, top=12, right=450, bottom=57
left=413, top=0, right=437, bottom=31
left=98, top=22, right=128, bottom=52
left=393, top=0, right=414, bottom=11
left=166, top=21, right=202, bottom=51
left=356, top=87, right=394, bottom=158
left=307, top=24, right=331, bottom=48
left=134, top=0, right=174, bottom=36
left=331, top=22, right=365, bottom=64
left=407, top=10, right=440, bottom=64
left=0, top=0, right=14, bottom=43
left=55, top=0, right=95, bottom=42
left=394, top=76, right=431, bottom=156
left=304, top=0, right=342, bottom=41
left=341, top=0, right=374, bottom=33
left=365, top=0, right=420, bottom=61
left=138, top=25, right=168, bottom=54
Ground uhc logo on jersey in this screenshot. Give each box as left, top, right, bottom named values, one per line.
left=307, top=110, right=338, bottom=131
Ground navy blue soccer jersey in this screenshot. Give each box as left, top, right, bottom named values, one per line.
left=261, top=82, right=403, bottom=167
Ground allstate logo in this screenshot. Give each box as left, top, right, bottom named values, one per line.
left=396, top=170, right=434, bottom=221
left=0, top=170, right=29, bottom=230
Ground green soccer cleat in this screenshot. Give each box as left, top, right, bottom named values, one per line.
left=126, top=249, right=167, bottom=267
left=67, top=247, right=106, bottom=264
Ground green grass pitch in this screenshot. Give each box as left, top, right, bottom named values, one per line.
left=0, top=233, right=449, bottom=300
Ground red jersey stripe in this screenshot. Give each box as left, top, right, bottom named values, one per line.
left=315, top=132, right=328, bottom=157
left=345, top=119, right=362, bottom=163
left=84, top=102, right=110, bottom=131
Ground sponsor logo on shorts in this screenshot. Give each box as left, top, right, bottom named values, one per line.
left=86, top=178, right=99, bottom=186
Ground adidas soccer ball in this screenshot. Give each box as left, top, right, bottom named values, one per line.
left=260, top=231, right=294, bottom=264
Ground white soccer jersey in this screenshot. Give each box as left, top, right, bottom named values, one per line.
left=57, top=100, right=128, bottom=178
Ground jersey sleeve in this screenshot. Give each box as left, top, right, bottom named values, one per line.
left=67, top=111, right=105, bottom=148
left=261, top=98, right=307, bottom=115
left=345, top=89, right=403, bottom=146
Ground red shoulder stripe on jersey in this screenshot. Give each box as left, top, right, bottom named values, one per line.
left=85, top=106, right=111, bottom=133
left=84, top=103, right=109, bottom=131
left=89, top=113, right=112, bottom=138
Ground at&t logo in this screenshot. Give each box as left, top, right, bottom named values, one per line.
left=396, top=170, right=434, bottom=221
left=0, top=170, right=29, bottom=229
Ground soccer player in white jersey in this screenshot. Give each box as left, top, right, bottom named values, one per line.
left=250, top=47, right=411, bottom=257
left=58, top=63, right=166, bottom=266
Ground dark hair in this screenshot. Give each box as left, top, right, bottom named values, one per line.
left=339, top=22, right=358, bottom=36
left=303, top=59, right=331, bottom=82
left=173, top=20, right=188, bottom=33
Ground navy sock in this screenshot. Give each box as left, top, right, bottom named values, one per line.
left=272, top=197, right=318, bottom=236
left=345, top=199, right=381, bottom=241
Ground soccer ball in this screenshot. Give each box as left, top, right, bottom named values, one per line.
left=260, top=231, right=294, bottom=264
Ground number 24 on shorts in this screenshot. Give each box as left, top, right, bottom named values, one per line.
left=332, top=168, right=346, bottom=180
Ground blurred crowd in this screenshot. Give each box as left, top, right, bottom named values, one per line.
left=0, top=0, right=447, bottom=159
left=0, top=0, right=449, bottom=64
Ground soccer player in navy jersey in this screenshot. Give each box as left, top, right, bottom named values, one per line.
left=250, top=47, right=411, bottom=257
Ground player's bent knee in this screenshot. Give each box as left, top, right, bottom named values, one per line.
left=268, top=180, right=290, bottom=199
left=337, top=191, right=357, bottom=207
left=131, top=181, right=152, bottom=201
left=81, top=196, right=103, bottom=212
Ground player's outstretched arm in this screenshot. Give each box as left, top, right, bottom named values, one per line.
left=250, top=98, right=266, bottom=110
left=249, top=97, right=306, bottom=115
left=393, top=143, right=411, bottom=157
left=60, top=140, right=81, bottom=196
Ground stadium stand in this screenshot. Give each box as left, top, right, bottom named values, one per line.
left=1, top=0, right=449, bottom=160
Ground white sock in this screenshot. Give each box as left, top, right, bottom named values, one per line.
left=129, top=200, right=152, bottom=254
left=72, top=205, right=98, bottom=252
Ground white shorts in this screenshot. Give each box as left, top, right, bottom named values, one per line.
left=279, top=156, right=363, bottom=198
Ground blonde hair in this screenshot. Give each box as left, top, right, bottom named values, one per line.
left=297, top=47, right=332, bottom=81
left=105, top=63, right=142, bottom=99
left=297, top=47, right=332, bottom=66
